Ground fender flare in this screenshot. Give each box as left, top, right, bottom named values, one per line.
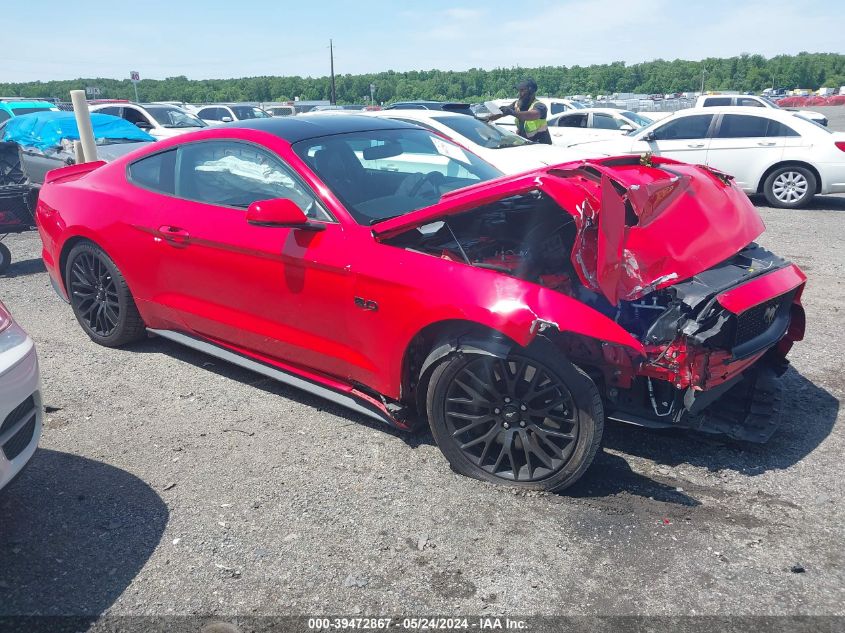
left=413, top=331, right=514, bottom=419
left=418, top=334, right=514, bottom=380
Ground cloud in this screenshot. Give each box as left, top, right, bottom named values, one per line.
left=443, top=8, right=484, bottom=20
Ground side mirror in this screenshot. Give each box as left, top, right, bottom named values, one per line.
left=220, top=116, right=233, bottom=123
left=245, top=198, right=324, bottom=231
left=619, top=124, right=634, bottom=132
left=642, top=131, right=656, bottom=142
left=135, top=121, right=152, bottom=130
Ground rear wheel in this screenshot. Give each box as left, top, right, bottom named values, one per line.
left=425, top=344, right=603, bottom=492
left=0, top=242, right=11, bottom=274
left=763, top=166, right=816, bottom=209
left=65, top=242, right=146, bottom=347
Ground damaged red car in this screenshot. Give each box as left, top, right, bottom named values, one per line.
left=35, top=116, right=806, bottom=491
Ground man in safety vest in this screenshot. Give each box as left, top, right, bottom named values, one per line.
left=488, top=78, right=552, bottom=144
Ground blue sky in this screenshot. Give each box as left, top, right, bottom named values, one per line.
left=3, top=0, right=843, bottom=82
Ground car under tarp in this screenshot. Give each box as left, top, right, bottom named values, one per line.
left=2, top=110, right=155, bottom=151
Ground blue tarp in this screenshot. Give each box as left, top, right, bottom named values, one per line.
left=2, top=111, right=155, bottom=151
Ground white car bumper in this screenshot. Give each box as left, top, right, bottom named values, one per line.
left=818, top=162, right=845, bottom=194
left=0, top=321, right=42, bottom=491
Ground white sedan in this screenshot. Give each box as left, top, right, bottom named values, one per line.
left=0, top=300, right=42, bottom=492
left=544, top=108, right=653, bottom=146
left=363, top=109, right=586, bottom=173
left=569, top=106, right=845, bottom=208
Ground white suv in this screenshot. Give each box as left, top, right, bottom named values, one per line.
left=695, top=94, right=828, bottom=127
left=90, top=102, right=206, bottom=139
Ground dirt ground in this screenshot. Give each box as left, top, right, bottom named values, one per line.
left=0, top=113, right=844, bottom=628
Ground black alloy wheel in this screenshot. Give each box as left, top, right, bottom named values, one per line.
left=426, top=345, right=603, bottom=492
left=65, top=242, right=146, bottom=347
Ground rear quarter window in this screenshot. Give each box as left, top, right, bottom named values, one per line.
left=766, top=120, right=800, bottom=137
left=127, top=149, right=177, bottom=194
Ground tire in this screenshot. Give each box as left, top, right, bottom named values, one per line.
left=763, top=165, right=816, bottom=209
left=0, top=242, right=11, bottom=275
left=64, top=241, right=146, bottom=347
left=425, top=343, right=603, bottom=492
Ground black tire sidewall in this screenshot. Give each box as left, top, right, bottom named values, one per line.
left=426, top=342, right=603, bottom=492
left=0, top=242, right=11, bottom=274
left=763, top=166, right=816, bottom=209
left=65, top=242, right=140, bottom=346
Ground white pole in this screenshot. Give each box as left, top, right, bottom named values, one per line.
left=69, top=90, right=98, bottom=163
left=72, top=141, right=85, bottom=164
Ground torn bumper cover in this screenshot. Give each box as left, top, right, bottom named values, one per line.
left=606, top=247, right=806, bottom=442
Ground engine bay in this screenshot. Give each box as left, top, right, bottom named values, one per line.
left=388, top=192, right=579, bottom=290
left=387, top=191, right=676, bottom=339
left=385, top=192, right=793, bottom=352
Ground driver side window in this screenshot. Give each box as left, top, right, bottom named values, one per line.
left=175, top=141, right=332, bottom=220
left=198, top=108, right=217, bottom=121
left=652, top=115, right=714, bottom=140
left=122, top=108, right=151, bottom=127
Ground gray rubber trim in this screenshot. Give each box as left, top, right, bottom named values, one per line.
left=147, top=328, right=392, bottom=426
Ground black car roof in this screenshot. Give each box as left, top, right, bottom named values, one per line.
left=227, top=115, right=418, bottom=143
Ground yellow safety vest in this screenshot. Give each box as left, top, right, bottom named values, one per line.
left=515, top=99, right=548, bottom=138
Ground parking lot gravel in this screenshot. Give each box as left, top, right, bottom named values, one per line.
left=1, top=111, right=844, bottom=625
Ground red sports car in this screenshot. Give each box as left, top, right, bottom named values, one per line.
left=35, top=116, right=806, bottom=491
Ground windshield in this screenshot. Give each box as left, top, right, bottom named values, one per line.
left=568, top=101, right=586, bottom=109
left=760, top=96, right=780, bottom=108
left=437, top=115, right=530, bottom=149
left=232, top=106, right=271, bottom=120
left=146, top=106, right=206, bottom=128
left=621, top=111, right=653, bottom=127
left=293, top=128, right=502, bottom=225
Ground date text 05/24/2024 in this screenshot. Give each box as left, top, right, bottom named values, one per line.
left=307, top=617, right=528, bottom=630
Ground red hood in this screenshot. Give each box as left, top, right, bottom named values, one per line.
left=373, top=156, right=765, bottom=304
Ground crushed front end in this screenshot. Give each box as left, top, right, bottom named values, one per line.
left=571, top=244, right=806, bottom=442
left=376, top=155, right=806, bottom=442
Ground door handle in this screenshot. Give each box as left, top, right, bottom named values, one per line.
left=157, top=225, right=190, bottom=244
left=687, top=143, right=705, bottom=148
left=757, top=141, right=777, bottom=146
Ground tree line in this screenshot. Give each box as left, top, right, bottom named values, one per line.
left=2, top=52, right=843, bottom=105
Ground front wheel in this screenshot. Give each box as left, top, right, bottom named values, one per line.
left=763, top=166, right=816, bottom=209
left=65, top=242, right=146, bottom=347
left=425, top=344, right=603, bottom=492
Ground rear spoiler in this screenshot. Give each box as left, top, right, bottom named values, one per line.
left=43, top=160, right=106, bottom=185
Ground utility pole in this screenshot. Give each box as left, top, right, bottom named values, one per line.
left=329, top=39, right=337, bottom=105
